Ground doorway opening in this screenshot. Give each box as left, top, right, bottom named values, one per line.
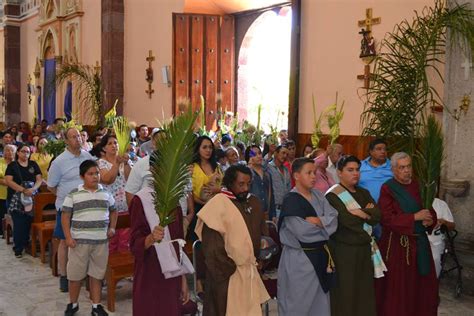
left=237, top=6, right=292, bottom=133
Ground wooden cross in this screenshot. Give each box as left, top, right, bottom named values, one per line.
left=461, top=57, right=473, bottom=81
left=358, top=8, right=381, bottom=33
left=94, top=61, right=101, bottom=74
left=357, top=64, right=374, bottom=89
left=145, top=50, right=155, bottom=98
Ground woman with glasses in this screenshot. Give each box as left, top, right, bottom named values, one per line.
left=5, top=143, right=42, bottom=258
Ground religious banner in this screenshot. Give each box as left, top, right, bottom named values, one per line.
left=36, top=86, right=42, bottom=121
left=64, top=81, right=72, bottom=121
left=43, top=58, right=56, bottom=123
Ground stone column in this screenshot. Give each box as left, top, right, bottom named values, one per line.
left=101, top=0, right=124, bottom=115
left=3, top=2, right=21, bottom=124
left=442, top=0, right=474, bottom=295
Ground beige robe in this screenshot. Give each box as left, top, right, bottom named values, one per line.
left=195, top=193, right=270, bottom=315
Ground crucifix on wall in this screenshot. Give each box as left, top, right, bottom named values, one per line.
left=145, top=50, right=155, bottom=98
left=461, top=56, right=473, bottom=81
left=357, top=64, right=374, bottom=89
left=358, top=8, right=381, bottom=33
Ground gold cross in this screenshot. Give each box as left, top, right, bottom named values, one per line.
left=94, top=61, right=101, bottom=74
left=146, top=50, right=155, bottom=65
left=357, top=64, right=374, bottom=89
left=358, top=8, right=381, bottom=33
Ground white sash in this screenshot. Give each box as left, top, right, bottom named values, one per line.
left=136, top=186, right=194, bottom=279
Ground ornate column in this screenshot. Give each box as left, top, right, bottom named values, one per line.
left=101, top=0, right=124, bottom=115
left=3, top=1, right=21, bottom=124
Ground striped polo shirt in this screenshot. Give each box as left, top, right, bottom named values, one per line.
left=62, top=184, right=116, bottom=244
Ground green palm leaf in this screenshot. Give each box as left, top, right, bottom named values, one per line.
left=360, top=0, right=474, bottom=155
left=413, top=115, right=444, bottom=208
left=150, top=107, right=199, bottom=227
left=54, top=63, right=104, bottom=127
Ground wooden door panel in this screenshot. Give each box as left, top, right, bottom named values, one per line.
left=204, top=15, right=219, bottom=130
left=173, top=14, right=190, bottom=114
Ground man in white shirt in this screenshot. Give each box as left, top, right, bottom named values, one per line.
left=429, top=198, right=455, bottom=277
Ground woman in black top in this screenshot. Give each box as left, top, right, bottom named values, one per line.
left=5, top=143, right=42, bottom=257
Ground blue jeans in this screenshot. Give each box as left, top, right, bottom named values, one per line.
left=53, top=210, right=65, bottom=240
left=12, top=211, right=32, bottom=254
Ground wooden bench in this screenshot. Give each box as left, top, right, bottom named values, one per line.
left=106, top=213, right=133, bottom=312
left=30, top=192, right=57, bottom=263
left=3, top=214, right=13, bottom=244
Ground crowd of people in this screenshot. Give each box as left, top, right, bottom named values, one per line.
left=0, top=119, right=455, bottom=316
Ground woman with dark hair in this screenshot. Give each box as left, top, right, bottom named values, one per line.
left=191, top=135, right=222, bottom=207
left=325, top=155, right=383, bottom=316
left=97, top=134, right=132, bottom=253
left=302, top=144, right=314, bottom=158
left=245, top=144, right=275, bottom=219
left=5, top=143, right=42, bottom=257
left=189, top=135, right=223, bottom=296
left=18, top=121, right=32, bottom=143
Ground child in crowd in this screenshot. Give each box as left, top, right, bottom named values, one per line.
left=61, top=160, right=117, bottom=316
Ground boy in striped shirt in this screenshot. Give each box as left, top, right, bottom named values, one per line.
left=62, top=160, right=117, bottom=316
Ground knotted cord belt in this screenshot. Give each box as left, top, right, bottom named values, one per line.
left=385, top=232, right=414, bottom=266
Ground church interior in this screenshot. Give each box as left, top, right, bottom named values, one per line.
left=0, top=0, right=473, bottom=315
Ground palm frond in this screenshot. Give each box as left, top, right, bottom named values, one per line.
left=311, top=94, right=324, bottom=148
left=150, top=107, right=199, bottom=227
left=360, top=0, right=474, bottom=155
left=112, top=116, right=131, bottom=156
left=412, top=115, right=444, bottom=208
left=105, top=99, right=118, bottom=128
left=327, top=93, right=345, bottom=145
left=54, top=63, right=104, bottom=127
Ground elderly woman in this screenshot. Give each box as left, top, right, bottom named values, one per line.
left=325, top=155, right=381, bottom=316
left=375, top=152, right=438, bottom=316
left=0, top=144, right=16, bottom=237
left=5, top=143, right=42, bottom=258
left=313, top=153, right=335, bottom=193
left=30, top=137, right=52, bottom=181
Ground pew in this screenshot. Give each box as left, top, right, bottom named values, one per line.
left=106, top=213, right=134, bottom=312
left=30, top=192, right=57, bottom=263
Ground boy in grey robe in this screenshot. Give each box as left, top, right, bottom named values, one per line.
left=277, top=158, right=338, bottom=316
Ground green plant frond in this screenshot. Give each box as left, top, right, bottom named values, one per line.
left=150, top=107, right=199, bottom=227
left=112, top=116, right=131, bottom=156
left=361, top=0, right=474, bottom=150
left=54, top=63, right=104, bottom=126
left=412, top=115, right=444, bottom=208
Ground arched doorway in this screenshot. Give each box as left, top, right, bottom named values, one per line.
left=237, top=6, right=292, bottom=133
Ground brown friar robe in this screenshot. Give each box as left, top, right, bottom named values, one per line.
left=195, top=193, right=269, bottom=316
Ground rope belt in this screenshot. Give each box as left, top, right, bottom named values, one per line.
left=302, top=244, right=336, bottom=273
left=385, top=232, right=413, bottom=266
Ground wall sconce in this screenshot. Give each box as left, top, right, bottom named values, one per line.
left=161, top=66, right=171, bottom=87
left=454, top=94, right=471, bottom=121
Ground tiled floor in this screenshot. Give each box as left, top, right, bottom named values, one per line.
left=0, top=240, right=472, bottom=315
